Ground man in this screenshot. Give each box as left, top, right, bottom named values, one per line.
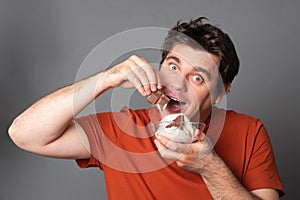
left=9, top=17, right=284, bottom=199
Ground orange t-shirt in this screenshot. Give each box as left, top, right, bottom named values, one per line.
left=76, top=107, right=284, bottom=199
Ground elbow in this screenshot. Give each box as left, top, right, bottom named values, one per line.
left=8, top=119, right=18, bottom=143
left=8, top=118, right=27, bottom=150
left=8, top=119, right=50, bottom=157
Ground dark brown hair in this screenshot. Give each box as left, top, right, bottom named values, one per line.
left=160, top=17, right=239, bottom=85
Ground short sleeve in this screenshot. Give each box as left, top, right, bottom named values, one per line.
left=74, top=107, right=151, bottom=170
left=243, top=123, right=285, bottom=196
left=75, top=114, right=103, bottom=169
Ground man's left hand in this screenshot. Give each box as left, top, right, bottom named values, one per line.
left=154, top=129, right=215, bottom=174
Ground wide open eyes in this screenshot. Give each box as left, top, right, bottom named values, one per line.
left=168, top=63, right=204, bottom=86
left=193, top=75, right=203, bottom=82
left=191, top=75, right=204, bottom=86
left=169, top=64, right=178, bottom=71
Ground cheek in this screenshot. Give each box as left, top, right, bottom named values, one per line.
left=208, top=71, right=222, bottom=99
left=158, top=67, right=172, bottom=85
left=191, top=86, right=213, bottom=105
left=203, top=80, right=220, bottom=101
left=160, top=76, right=175, bottom=88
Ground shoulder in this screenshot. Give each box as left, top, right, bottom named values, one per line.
left=226, top=109, right=260, bottom=123
left=224, top=109, right=264, bottom=131
left=76, top=107, right=150, bottom=128
left=213, top=108, right=267, bottom=143
left=92, top=106, right=151, bottom=125
left=120, top=106, right=150, bottom=119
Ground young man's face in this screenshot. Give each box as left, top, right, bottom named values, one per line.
left=159, top=43, right=223, bottom=122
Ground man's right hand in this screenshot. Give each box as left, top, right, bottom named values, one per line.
left=103, top=55, right=162, bottom=96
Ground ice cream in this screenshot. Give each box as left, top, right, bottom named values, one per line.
left=154, top=113, right=197, bottom=143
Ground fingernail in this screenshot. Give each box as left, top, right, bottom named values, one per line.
left=151, top=85, right=157, bottom=91
left=156, top=135, right=161, bottom=140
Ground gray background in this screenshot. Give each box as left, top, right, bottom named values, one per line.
left=1, top=0, right=299, bottom=199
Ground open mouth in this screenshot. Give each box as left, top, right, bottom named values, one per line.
left=166, top=95, right=187, bottom=112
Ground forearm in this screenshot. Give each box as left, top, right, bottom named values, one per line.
left=200, top=152, right=261, bottom=200
left=8, top=71, right=110, bottom=148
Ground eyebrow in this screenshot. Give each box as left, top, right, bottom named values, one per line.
left=166, top=55, right=181, bottom=64
left=194, top=66, right=211, bottom=79
left=166, top=55, right=211, bottom=79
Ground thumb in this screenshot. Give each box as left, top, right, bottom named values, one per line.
left=194, top=129, right=206, bottom=142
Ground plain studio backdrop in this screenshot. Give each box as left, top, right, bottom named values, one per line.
left=1, top=0, right=299, bottom=199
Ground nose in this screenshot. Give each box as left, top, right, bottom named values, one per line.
left=170, top=74, right=188, bottom=92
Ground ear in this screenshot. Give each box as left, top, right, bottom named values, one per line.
left=214, top=84, right=231, bottom=104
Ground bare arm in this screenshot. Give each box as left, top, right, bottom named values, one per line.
left=8, top=72, right=108, bottom=159
left=200, top=152, right=279, bottom=200
left=8, top=55, right=159, bottom=159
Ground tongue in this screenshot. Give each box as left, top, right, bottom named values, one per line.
left=171, top=101, right=181, bottom=107
left=166, top=102, right=182, bottom=113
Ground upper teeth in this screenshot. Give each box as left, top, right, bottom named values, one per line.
left=169, top=96, right=180, bottom=102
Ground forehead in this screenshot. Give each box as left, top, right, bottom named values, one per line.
left=167, top=43, right=220, bottom=69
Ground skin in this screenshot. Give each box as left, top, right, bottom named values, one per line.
left=159, top=44, right=223, bottom=122
left=8, top=43, right=279, bottom=199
